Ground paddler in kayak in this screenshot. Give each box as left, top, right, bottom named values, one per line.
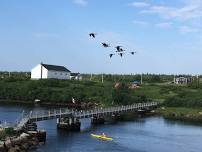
left=91, top=133, right=113, bottom=141
left=101, top=133, right=106, bottom=137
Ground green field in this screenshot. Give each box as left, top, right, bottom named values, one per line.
left=0, top=75, right=202, bottom=109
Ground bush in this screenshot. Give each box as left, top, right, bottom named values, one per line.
left=0, top=128, right=16, bottom=140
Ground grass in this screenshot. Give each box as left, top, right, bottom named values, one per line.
left=0, top=128, right=16, bottom=140
left=156, top=107, right=202, bottom=116
left=155, top=107, right=202, bottom=123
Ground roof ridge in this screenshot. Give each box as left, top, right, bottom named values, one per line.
left=41, top=63, right=71, bottom=72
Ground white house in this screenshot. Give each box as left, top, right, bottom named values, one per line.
left=31, top=63, right=71, bottom=80
left=174, top=76, right=193, bottom=84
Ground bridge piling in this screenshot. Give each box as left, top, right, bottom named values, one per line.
left=57, top=117, right=81, bottom=131
left=91, top=116, right=105, bottom=125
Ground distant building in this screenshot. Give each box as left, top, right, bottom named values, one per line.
left=132, top=81, right=140, bottom=86
left=129, top=81, right=140, bottom=89
left=70, top=73, right=82, bottom=80
left=31, top=63, right=71, bottom=80
left=174, top=76, right=193, bottom=84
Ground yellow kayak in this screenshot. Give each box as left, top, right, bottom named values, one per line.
left=91, top=134, right=113, bottom=141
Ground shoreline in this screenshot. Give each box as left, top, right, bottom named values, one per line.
left=0, top=99, right=77, bottom=107
left=155, top=107, right=202, bottom=124
left=0, top=131, right=45, bottom=152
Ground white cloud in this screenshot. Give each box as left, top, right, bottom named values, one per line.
left=140, top=1, right=202, bottom=21
left=179, top=26, right=198, bottom=33
left=132, top=0, right=202, bottom=34
left=133, top=20, right=149, bottom=26
left=140, top=6, right=177, bottom=19
left=130, top=2, right=150, bottom=8
left=73, top=0, right=88, bottom=6
left=155, top=22, right=173, bottom=28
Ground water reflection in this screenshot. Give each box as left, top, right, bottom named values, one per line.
left=1, top=104, right=202, bottom=152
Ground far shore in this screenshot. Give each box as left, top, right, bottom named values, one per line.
left=0, top=99, right=75, bottom=107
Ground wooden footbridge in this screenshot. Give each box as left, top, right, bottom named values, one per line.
left=15, top=102, right=158, bottom=131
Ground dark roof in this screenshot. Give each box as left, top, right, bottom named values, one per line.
left=42, top=64, right=71, bottom=72
left=132, top=81, right=140, bottom=84
left=71, top=73, right=80, bottom=76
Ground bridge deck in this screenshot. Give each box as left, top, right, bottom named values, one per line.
left=15, top=102, right=158, bottom=130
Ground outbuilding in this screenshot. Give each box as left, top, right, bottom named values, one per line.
left=70, top=73, right=82, bottom=80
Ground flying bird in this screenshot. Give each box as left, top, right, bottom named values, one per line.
left=102, top=43, right=110, bottom=47
left=116, top=48, right=125, bottom=52
left=109, top=54, right=115, bottom=58
left=115, top=46, right=122, bottom=52
left=89, top=33, right=96, bottom=38
left=119, top=53, right=124, bottom=57
left=130, top=51, right=136, bottom=55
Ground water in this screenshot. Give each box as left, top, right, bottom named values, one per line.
left=0, top=103, right=202, bottom=152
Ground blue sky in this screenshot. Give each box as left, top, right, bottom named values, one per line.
left=0, top=0, right=202, bottom=74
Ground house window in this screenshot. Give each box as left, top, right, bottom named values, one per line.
left=55, top=73, right=57, bottom=75
left=60, top=73, right=63, bottom=75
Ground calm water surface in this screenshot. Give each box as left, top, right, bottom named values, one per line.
left=0, top=104, right=202, bottom=152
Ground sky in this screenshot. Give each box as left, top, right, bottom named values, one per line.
left=0, top=0, right=202, bottom=74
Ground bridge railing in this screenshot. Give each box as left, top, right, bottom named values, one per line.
left=73, top=102, right=158, bottom=118
left=14, top=102, right=158, bottom=129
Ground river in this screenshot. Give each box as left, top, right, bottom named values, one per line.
left=0, top=103, right=202, bottom=152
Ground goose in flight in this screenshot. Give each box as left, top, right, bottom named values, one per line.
left=109, top=53, right=115, bottom=58
left=119, top=53, right=124, bottom=57
left=116, top=48, right=125, bottom=52
left=102, top=43, right=110, bottom=47
left=130, top=51, right=136, bottom=55
left=89, top=33, right=96, bottom=38
left=115, top=46, right=122, bottom=52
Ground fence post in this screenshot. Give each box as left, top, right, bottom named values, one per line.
left=29, top=111, right=32, bottom=119
left=36, top=112, right=37, bottom=121
left=60, top=108, right=61, bottom=118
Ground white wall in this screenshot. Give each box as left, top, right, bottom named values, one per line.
left=47, top=70, right=70, bottom=80
left=31, top=64, right=48, bottom=79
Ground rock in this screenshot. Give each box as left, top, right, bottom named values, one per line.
left=20, top=142, right=29, bottom=150
left=20, top=133, right=29, bottom=138
left=12, top=137, right=23, bottom=145
left=5, top=139, right=12, bottom=149
left=0, top=143, right=6, bottom=152
left=39, top=142, right=45, bottom=145
left=14, top=145, right=20, bottom=152
left=0, top=141, right=4, bottom=145
left=198, top=112, right=202, bottom=115
left=1, top=131, right=43, bottom=152
left=8, top=147, right=17, bottom=152
left=31, top=140, right=38, bottom=146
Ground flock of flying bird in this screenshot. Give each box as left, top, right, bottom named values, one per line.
left=89, top=33, right=136, bottom=58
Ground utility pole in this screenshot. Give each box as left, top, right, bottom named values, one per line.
left=197, top=75, right=199, bottom=88
left=141, top=73, right=143, bottom=85
left=40, top=62, right=43, bottom=79
left=90, top=73, right=92, bottom=81
left=102, top=73, right=104, bottom=83
left=9, top=72, right=11, bottom=78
